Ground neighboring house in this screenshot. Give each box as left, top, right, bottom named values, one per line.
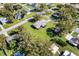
left=32, top=20, right=47, bottom=29
left=68, top=37, right=79, bottom=46
left=52, top=12, right=61, bottom=19
left=62, top=50, right=76, bottom=56
left=0, top=18, right=8, bottom=24
left=49, top=43, right=59, bottom=54
left=15, top=13, right=22, bottom=19
left=53, top=27, right=62, bottom=34
left=66, top=28, right=79, bottom=46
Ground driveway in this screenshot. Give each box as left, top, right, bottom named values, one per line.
left=0, top=17, right=34, bottom=35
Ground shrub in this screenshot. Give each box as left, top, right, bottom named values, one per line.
left=52, top=37, right=67, bottom=47
left=56, top=39, right=67, bottom=47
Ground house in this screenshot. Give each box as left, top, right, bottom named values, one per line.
left=15, top=13, right=22, bottom=19
left=66, top=28, right=79, bottom=46
left=62, top=50, right=76, bottom=56
left=52, top=12, right=61, bottom=19
left=54, top=27, right=62, bottom=34
left=49, top=43, right=59, bottom=54
left=0, top=18, right=8, bottom=24
left=68, top=37, right=79, bottom=46
left=32, top=20, right=46, bottom=29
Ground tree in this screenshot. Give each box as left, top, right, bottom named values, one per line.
left=9, top=40, right=16, bottom=49
left=52, top=36, right=67, bottom=47
left=4, top=3, right=14, bottom=12
left=38, top=4, right=49, bottom=11
left=0, top=8, right=14, bottom=21
left=13, top=4, right=22, bottom=10
left=0, top=35, right=6, bottom=49
left=55, top=4, right=78, bottom=34
left=15, top=26, right=53, bottom=56
left=32, top=14, right=41, bottom=22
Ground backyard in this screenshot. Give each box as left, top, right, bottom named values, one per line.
left=21, top=21, right=79, bottom=56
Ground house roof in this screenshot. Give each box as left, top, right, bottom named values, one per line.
left=33, top=20, right=46, bottom=29
left=62, top=50, right=76, bottom=56
left=73, top=28, right=79, bottom=33
left=69, top=37, right=79, bottom=46
left=15, top=13, right=22, bottom=19
left=66, top=33, right=73, bottom=40
left=49, top=43, right=59, bottom=54
left=0, top=18, right=8, bottom=24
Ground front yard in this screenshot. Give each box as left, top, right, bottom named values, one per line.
left=3, top=12, right=36, bottom=29
left=22, top=21, right=55, bottom=43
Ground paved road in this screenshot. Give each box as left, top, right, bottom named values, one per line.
left=0, top=17, right=34, bottom=35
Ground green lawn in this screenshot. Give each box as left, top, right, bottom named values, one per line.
left=59, top=36, right=79, bottom=56
left=71, top=32, right=78, bottom=37
left=3, top=12, right=36, bottom=29
left=21, top=21, right=79, bottom=56
left=0, top=50, right=5, bottom=56
left=22, top=21, right=55, bottom=43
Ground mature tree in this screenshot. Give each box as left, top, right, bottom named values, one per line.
left=0, top=8, right=14, bottom=21
left=55, top=4, right=78, bottom=34
left=4, top=3, right=14, bottom=12
left=0, top=35, right=6, bottom=49
left=13, top=4, right=22, bottom=10
left=15, top=26, right=53, bottom=56
left=38, top=4, right=49, bottom=11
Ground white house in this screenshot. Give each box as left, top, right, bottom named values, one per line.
left=62, top=50, right=76, bottom=56
left=0, top=18, right=8, bottom=24
left=49, top=43, right=59, bottom=54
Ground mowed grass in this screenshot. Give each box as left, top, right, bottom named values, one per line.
left=3, top=12, right=36, bottom=29
left=22, top=21, right=79, bottom=56
left=0, top=50, right=5, bottom=56
left=22, top=21, right=55, bottom=43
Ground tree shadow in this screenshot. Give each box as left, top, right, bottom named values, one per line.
left=9, top=31, right=18, bottom=36
left=46, top=28, right=54, bottom=37
left=28, top=19, right=35, bottom=23
left=59, top=51, right=64, bottom=56
left=50, top=14, right=61, bottom=22
left=66, top=41, right=75, bottom=47
left=31, top=25, right=38, bottom=30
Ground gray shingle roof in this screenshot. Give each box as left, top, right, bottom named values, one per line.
left=33, top=20, right=46, bottom=29
left=0, top=18, right=8, bottom=24
left=15, top=13, right=22, bottom=19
